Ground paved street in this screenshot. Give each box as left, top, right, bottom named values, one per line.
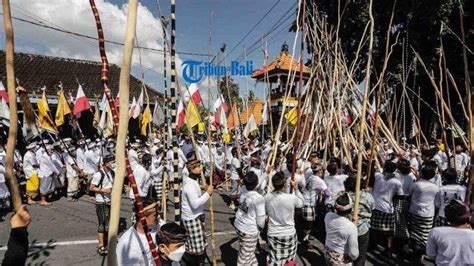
left=0, top=188, right=442, bottom=265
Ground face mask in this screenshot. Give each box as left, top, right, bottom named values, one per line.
left=165, top=245, right=185, bottom=262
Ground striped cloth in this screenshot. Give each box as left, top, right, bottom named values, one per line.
left=182, top=215, right=207, bottom=254
left=302, top=205, right=315, bottom=222
left=394, top=197, right=410, bottom=239
left=370, top=209, right=395, bottom=232
left=434, top=216, right=448, bottom=227
left=267, top=234, right=297, bottom=265
left=236, top=229, right=258, bottom=266
left=324, top=246, right=352, bottom=265
left=408, top=213, right=433, bottom=248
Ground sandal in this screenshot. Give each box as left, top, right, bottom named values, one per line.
left=97, top=246, right=107, bottom=256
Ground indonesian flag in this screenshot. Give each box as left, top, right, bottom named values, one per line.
left=0, top=81, right=8, bottom=103
left=73, top=84, right=91, bottom=117
left=184, top=83, right=202, bottom=104
left=129, top=97, right=138, bottom=118
left=176, top=99, right=186, bottom=131
left=213, top=94, right=228, bottom=112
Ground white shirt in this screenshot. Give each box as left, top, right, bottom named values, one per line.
left=91, top=169, right=113, bottom=203
left=75, top=147, right=85, bottom=169
left=324, top=212, right=359, bottom=260
left=264, top=190, right=304, bottom=237
left=324, top=174, right=348, bottom=205
left=371, top=173, right=402, bottom=213
left=435, top=184, right=466, bottom=217
left=249, top=166, right=267, bottom=193
left=116, top=226, right=158, bottom=266
left=83, top=150, right=99, bottom=175
left=410, top=157, right=420, bottom=171
left=23, top=150, right=38, bottom=178
left=128, top=149, right=139, bottom=168
left=230, top=157, right=241, bottom=181
left=181, top=176, right=209, bottom=220
left=65, top=155, right=78, bottom=178
left=129, top=164, right=152, bottom=199
left=302, top=175, right=328, bottom=206
left=234, top=190, right=265, bottom=235
left=409, top=179, right=440, bottom=217
left=395, top=172, right=416, bottom=196
left=426, top=227, right=474, bottom=266
left=38, top=153, right=59, bottom=178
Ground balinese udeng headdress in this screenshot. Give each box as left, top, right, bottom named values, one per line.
left=335, top=191, right=353, bottom=212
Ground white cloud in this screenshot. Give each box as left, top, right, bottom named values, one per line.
left=1, top=0, right=185, bottom=85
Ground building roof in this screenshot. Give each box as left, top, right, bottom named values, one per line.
left=251, top=47, right=311, bottom=80
left=0, top=51, right=161, bottom=101
left=240, top=99, right=263, bottom=125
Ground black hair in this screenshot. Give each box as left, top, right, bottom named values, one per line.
left=445, top=200, right=470, bottom=226
left=420, top=163, right=437, bottom=180
left=272, top=171, right=287, bottom=191
left=329, top=157, right=341, bottom=169
left=442, top=168, right=457, bottom=184
left=397, top=158, right=411, bottom=175
left=383, top=160, right=397, bottom=174
left=344, top=174, right=366, bottom=193
left=244, top=171, right=259, bottom=191
left=156, top=222, right=187, bottom=245
left=335, top=193, right=352, bottom=216
left=327, top=162, right=339, bottom=175
left=142, top=153, right=152, bottom=164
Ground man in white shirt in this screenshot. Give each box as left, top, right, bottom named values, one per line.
left=129, top=154, right=153, bottom=200
left=426, top=199, right=474, bottom=265
left=324, top=192, right=359, bottom=265
left=23, top=143, right=39, bottom=204
left=65, top=148, right=81, bottom=201
left=116, top=198, right=164, bottom=265
left=370, top=161, right=401, bottom=258
left=408, top=162, right=440, bottom=258
left=180, top=151, right=213, bottom=266
left=234, top=172, right=265, bottom=265
left=324, top=162, right=348, bottom=206
left=89, top=156, right=114, bottom=256
left=264, top=171, right=304, bottom=265
left=229, top=147, right=243, bottom=210
left=37, top=145, right=59, bottom=206
left=394, top=159, right=416, bottom=248
left=434, top=168, right=466, bottom=226
left=151, top=148, right=165, bottom=203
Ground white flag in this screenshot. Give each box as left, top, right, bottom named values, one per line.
left=243, top=114, right=258, bottom=138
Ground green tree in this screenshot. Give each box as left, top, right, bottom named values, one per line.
left=219, top=76, right=243, bottom=109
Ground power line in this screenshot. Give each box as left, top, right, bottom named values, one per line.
left=221, top=0, right=281, bottom=61
left=0, top=14, right=210, bottom=57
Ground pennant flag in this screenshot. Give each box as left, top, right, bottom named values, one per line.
left=261, top=101, right=269, bottom=125
left=73, top=85, right=91, bottom=117
left=141, top=104, right=152, bottom=136
left=409, top=118, right=418, bottom=139
left=176, top=99, right=186, bottom=131
left=185, top=100, right=201, bottom=129
left=213, top=94, right=228, bottom=112
left=135, top=88, right=144, bottom=118
left=243, top=114, right=258, bottom=138
left=0, top=81, right=9, bottom=103
left=129, top=97, right=138, bottom=118
left=37, top=90, right=58, bottom=134
left=227, top=104, right=240, bottom=130
left=0, top=97, right=10, bottom=126
left=92, top=99, right=100, bottom=128
left=152, top=101, right=165, bottom=126
left=104, top=109, right=115, bottom=138
left=448, top=122, right=466, bottom=138
left=184, top=83, right=202, bottom=104
left=285, top=107, right=298, bottom=125
left=22, top=112, right=40, bottom=140
left=55, top=89, right=72, bottom=127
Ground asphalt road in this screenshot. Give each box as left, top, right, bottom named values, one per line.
left=0, top=187, right=444, bottom=265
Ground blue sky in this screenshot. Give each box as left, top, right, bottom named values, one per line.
left=1, top=0, right=301, bottom=101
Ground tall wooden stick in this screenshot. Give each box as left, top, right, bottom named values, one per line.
left=88, top=1, right=161, bottom=264
left=2, top=0, right=21, bottom=211
left=353, top=0, right=374, bottom=224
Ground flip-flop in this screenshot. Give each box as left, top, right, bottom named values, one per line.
left=40, top=202, right=52, bottom=206
left=97, top=246, right=107, bottom=256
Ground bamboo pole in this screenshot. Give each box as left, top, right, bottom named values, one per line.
left=353, top=0, right=374, bottom=224
left=2, top=0, right=21, bottom=210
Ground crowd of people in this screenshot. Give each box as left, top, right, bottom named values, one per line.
left=0, top=133, right=473, bottom=265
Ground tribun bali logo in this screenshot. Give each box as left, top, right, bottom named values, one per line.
left=181, top=60, right=253, bottom=83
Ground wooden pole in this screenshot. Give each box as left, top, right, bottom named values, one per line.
left=87, top=1, right=161, bottom=264
left=353, top=0, right=374, bottom=224
left=2, top=0, right=21, bottom=211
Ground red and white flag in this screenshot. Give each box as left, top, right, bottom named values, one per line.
left=213, top=94, right=228, bottom=112
left=176, top=99, right=186, bottom=131
left=129, top=97, right=138, bottom=118
left=184, top=83, right=202, bottom=104
left=73, top=84, right=91, bottom=117
left=0, top=81, right=9, bottom=103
